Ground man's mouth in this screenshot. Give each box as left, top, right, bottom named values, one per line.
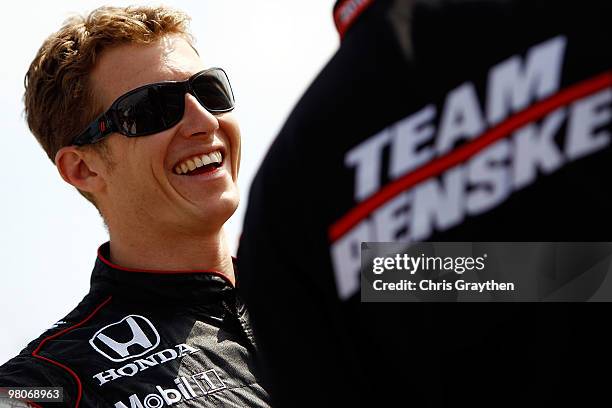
left=173, top=150, right=223, bottom=176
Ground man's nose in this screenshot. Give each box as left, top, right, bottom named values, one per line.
left=180, top=92, right=219, bottom=137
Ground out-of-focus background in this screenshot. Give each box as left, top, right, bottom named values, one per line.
left=0, top=0, right=337, bottom=363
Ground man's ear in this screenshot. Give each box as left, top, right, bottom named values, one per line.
left=54, top=146, right=106, bottom=194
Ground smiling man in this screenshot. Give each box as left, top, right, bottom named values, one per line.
left=0, top=6, right=270, bottom=407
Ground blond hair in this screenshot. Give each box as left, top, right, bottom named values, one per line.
left=23, top=5, right=194, bottom=205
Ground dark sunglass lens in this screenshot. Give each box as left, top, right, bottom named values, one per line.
left=192, top=70, right=234, bottom=111
left=156, top=86, right=184, bottom=127
left=116, top=85, right=184, bottom=136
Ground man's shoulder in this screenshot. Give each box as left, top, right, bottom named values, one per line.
left=0, top=322, right=82, bottom=407
left=0, top=348, right=71, bottom=386
left=0, top=292, right=110, bottom=392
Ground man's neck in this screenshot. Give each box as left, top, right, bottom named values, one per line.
left=107, top=228, right=235, bottom=286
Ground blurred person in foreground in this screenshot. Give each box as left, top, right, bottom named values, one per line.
left=238, top=0, right=611, bottom=406
left=0, top=5, right=270, bottom=407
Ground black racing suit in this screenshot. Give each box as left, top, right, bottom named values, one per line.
left=238, top=0, right=611, bottom=406
left=0, top=243, right=271, bottom=407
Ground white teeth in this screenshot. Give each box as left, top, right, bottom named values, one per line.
left=174, top=149, right=223, bottom=175
left=201, top=154, right=212, bottom=166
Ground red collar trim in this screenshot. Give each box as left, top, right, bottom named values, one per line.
left=334, top=0, right=375, bottom=39
left=96, top=244, right=235, bottom=286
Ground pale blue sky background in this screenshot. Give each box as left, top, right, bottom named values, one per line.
left=0, top=1, right=337, bottom=363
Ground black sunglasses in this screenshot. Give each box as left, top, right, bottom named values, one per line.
left=71, top=67, right=235, bottom=146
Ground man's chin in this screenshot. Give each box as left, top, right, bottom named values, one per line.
left=186, top=196, right=239, bottom=229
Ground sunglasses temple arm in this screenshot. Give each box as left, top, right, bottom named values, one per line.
left=72, top=113, right=114, bottom=146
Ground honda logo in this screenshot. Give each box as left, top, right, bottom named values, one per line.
left=90, top=315, right=160, bottom=362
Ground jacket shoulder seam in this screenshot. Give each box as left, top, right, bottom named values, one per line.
left=31, top=295, right=113, bottom=408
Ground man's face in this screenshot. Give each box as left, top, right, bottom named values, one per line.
left=89, top=35, right=241, bottom=236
